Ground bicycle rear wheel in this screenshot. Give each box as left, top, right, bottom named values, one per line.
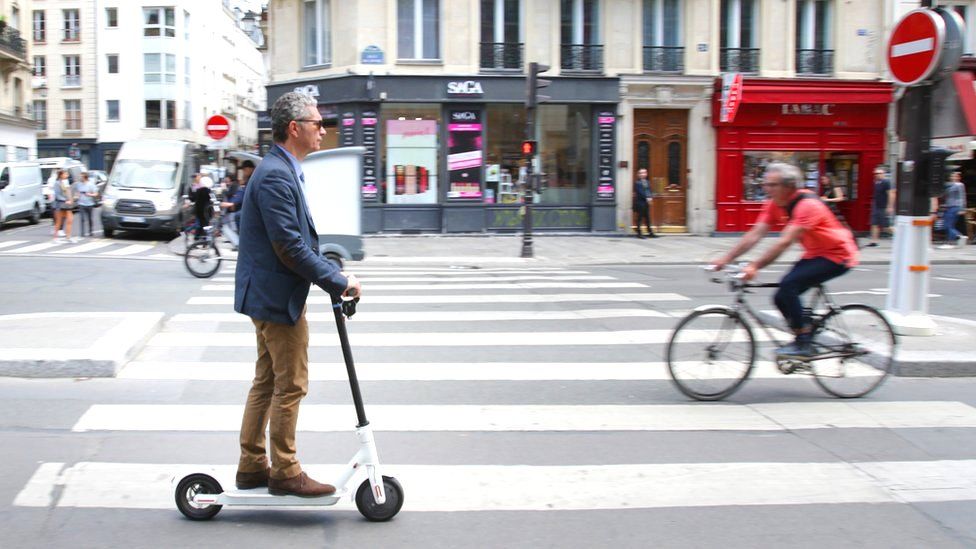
left=811, top=304, right=896, bottom=398
left=185, top=240, right=222, bottom=278
left=666, top=308, right=756, bottom=401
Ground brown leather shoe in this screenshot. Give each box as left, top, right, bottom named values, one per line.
left=235, top=467, right=271, bottom=490
left=268, top=472, right=336, bottom=497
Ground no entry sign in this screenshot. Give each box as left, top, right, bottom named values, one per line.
left=206, top=115, right=230, bottom=140
left=887, top=9, right=945, bottom=86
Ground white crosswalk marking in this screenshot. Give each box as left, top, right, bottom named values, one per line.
left=0, top=240, right=28, bottom=250
left=51, top=241, right=115, bottom=254
left=99, top=244, right=154, bottom=256
left=1, top=241, right=65, bottom=253
left=10, top=263, right=975, bottom=525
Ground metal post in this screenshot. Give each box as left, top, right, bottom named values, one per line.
left=521, top=105, right=535, bottom=258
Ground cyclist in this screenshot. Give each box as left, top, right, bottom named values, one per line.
left=711, top=162, right=860, bottom=359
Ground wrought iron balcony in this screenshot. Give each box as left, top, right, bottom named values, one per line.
left=0, top=26, right=27, bottom=61
left=480, top=42, right=523, bottom=70
left=796, top=49, right=834, bottom=75
left=643, top=46, right=684, bottom=73
left=720, top=47, right=760, bottom=74
left=560, top=43, right=603, bottom=72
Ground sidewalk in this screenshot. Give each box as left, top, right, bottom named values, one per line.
left=360, top=233, right=976, bottom=266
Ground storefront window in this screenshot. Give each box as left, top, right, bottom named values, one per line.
left=380, top=104, right=441, bottom=204
left=537, top=104, right=591, bottom=205
left=742, top=151, right=818, bottom=201
left=484, top=104, right=525, bottom=203
left=825, top=153, right=858, bottom=200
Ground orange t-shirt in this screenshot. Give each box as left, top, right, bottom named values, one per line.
left=757, top=195, right=860, bottom=267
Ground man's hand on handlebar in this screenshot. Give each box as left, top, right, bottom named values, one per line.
left=343, top=273, right=361, bottom=299
left=740, top=264, right=758, bottom=282
left=709, top=257, right=729, bottom=272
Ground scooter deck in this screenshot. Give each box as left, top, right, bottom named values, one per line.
left=196, top=487, right=348, bottom=507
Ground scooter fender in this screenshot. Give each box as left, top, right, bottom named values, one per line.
left=356, top=426, right=386, bottom=505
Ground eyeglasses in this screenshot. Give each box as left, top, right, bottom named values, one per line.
left=294, top=119, right=326, bottom=130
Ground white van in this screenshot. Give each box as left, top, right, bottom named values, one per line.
left=0, top=163, right=44, bottom=227
left=37, top=157, right=84, bottom=213
left=100, top=140, right=198, bottom=238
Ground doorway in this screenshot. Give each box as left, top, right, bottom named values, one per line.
left=632, top=109, right=688, bottom=231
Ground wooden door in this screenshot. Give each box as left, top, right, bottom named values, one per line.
left=632, top=109, right=688, bottom=230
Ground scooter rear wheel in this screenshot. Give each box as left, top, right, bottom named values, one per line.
left=175, top=473, right=223, bottom=520
left=356, top=476, right=403, bottom=522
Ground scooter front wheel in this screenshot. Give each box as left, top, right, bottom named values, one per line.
left=356, top=476, right=403, bottom=522
left=175, top=473, right=223, bottom=520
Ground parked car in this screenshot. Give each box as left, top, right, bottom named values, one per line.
left=0, top=162, right=44, bottom=227
left=37, top=157, right=84, bottom=214
left=100, top=140, right=198, bottom=238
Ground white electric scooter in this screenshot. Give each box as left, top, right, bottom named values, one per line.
left=173, top=296, right=404, bottom=522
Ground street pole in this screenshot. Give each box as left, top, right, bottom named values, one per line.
left=521, top=62, right=550, bottom=259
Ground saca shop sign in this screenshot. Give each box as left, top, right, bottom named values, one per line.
left=447, top=80, right=484, bottom=96
left=780, top=103, right=834, bottom=116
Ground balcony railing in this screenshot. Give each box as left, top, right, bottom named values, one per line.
left=720, top=47, right=760, bottom=74
left=560, top=43, right=603, bottom=72
left=62, top=74, right=81, bottom=87
left=479, top=42, right=523, bottom=70
left=795, top=49, right=834, bottom=75
left=0, top=26, right=27, bottom=61
left=643, top=46, right=684, bottom=73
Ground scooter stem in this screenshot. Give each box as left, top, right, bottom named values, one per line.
left=333, top=297, right=369, bottom=428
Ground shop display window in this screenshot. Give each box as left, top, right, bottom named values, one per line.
left=742, top=151, right=819, bottom=201
left=484, top=105, right=525, bottom=203
left=380, top=104, right=441, bottom=205
left=825, top=153, right=858, bottom=201
left=537, top=104, right=592, bottom=205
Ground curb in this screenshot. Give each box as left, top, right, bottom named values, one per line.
left=0, top=312, right=165, bottom=378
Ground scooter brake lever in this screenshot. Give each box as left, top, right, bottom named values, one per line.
left=341, top=297, right=360, bottom=318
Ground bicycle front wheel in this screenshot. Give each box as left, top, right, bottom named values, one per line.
left=811, top=304, right=896, bottom=398
left=666, top=308, right=756, bottom=401
left=184, top=241, right=222, bottom=278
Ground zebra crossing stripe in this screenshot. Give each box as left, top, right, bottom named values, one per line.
left=14, top=460, right=976, bottom=510
left=70, top=401, right=976, bottom=433
left=116, top=360, right=790, bottom=381
left=100, top=244, right=154, bottom=256
left=51, top=241, right=115, bottom=254
left=146, top=328, right=767, bottom=348
left=361, top=256, right=538, bottom=264
left=167, top=309, right=671, bottom=323
left=353, top=275, right=617, bottom=282
left=187, top=293, right=690, bottom=305
left=199, top=282, right=647, bottom=291
left=0, top=240, right=28, bottom=250
left=0, top=241, right=65, bottom=253
left=208, top=272, right=599, bottom=283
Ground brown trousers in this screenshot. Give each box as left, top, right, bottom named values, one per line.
left=238, top=309, right=309, bottom=480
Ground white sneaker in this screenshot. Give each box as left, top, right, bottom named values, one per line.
left=958, top=236, right=969, bottom=248
left=938, top=244, right=954, bottom=250
left=67, top=237, right=80, bottom=243
left=57, top=230, right=66, bottom=237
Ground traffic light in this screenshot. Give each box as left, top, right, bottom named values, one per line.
left=923, top=147, right=953, bottom=197
left=521, top=140, right=537, bottom=157
left=526, top=62, right=551, bottom=109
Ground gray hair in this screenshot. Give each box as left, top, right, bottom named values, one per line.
left=271, top=92, right=317, bottom=143
left=764, top=162, right=804, bottom=189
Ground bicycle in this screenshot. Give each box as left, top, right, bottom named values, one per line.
left=184, top=223, right=222, bottom=278
left=666, top=265, right=897, bottom=401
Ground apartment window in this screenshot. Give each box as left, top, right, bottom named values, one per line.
left=397, top=0, right=439, bottom=60
left=63, top=55, right=81, bottom=87
left=303, top=0, right=332, bottom=66
left=32, top=10, right=45, bottom=42
left=144, top=53, right=175, bottom=83
left=33, top=56, right=46, bottom=77
left=33, top=101, right=47, bottom=131
left=184, top=10, right=190, bottom=40
left=560, top=0, right=602, bottom=71
left=184, top=101, right=192, bottom=130
left=106, top=100, right=120, bottom=122
left=185, top=57, right=191, bottom=85
left=63, top=9, right=80, bottom=41
left=795, top=0, right=832, bottom=74
left=106, top=7, right=118, bottom=28
left=65, top=100, right=82, bottom=131
left=479, top=0, right=522, bottom=69
left=643, top=0, right=683, bottom=72
left=106, top=54, right=119, bottom=74
left=145, top=100, right=176, bottom=129
left=720, top=0, right=760, bottom=73
left=144, top=7, right=176, bottom=37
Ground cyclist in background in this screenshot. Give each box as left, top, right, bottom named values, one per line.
left=711, top=162, right=860, bottom=359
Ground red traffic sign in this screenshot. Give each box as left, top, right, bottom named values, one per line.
left=205, top=115, right=230, bottom=140
left=887, top=9, right=946, bottom=86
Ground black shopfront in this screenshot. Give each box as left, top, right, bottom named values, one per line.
left=267, top=74, right=620, bottom=233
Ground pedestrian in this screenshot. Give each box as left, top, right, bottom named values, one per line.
left=819, top=174, right=845, bottom=214
left=632, top=168, right=657, bottom=239
left=233, top=91, right=361, bottom=497
left=190, top=174, right=214, bottom=238
left=939, top=171, right=968, bottom=248
left=866, top=166, right=895, bottom=247
left=74, top=172, right=98, bottom=237
left=51, top=169, right=76, bottom=243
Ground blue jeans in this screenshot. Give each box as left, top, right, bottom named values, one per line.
left=944, top=206, right=962, bottom=241
left=774, top=258, right=849, bottom=332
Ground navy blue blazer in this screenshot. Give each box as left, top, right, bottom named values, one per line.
left=234, top=145, right=348, bottom=325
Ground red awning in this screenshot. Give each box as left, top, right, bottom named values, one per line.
left=720, top=78, right=894, bottom=104
left=953, top=71, right=976, bottom=136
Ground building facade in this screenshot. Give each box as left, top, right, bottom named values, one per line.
left=30, top=0, right=266, bottom=171
left=265, top=0, right=905, bottom=234
left=0, top=0, right=35, bottom=161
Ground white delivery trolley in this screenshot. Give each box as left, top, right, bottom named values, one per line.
left=301, top=147, right=366, bottom=267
